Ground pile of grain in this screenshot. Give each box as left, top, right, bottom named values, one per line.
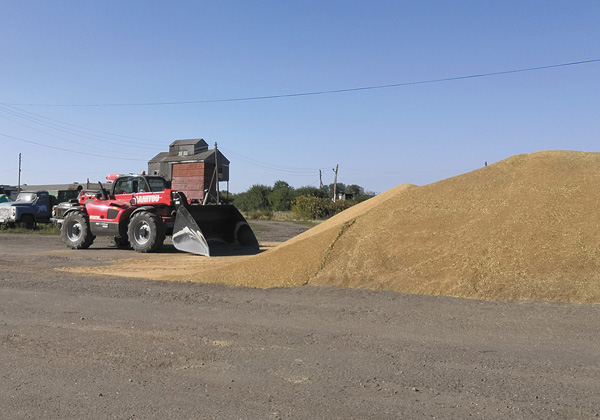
left=178, top=150, right=600, bottom=302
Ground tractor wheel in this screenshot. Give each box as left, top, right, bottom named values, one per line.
left=127, top=211, right=166, bottom=253
left=61, top=212, right=95, bottom=249
left=113, top=235, right=131, bottom=248
left=18, top=214, right=35, bottom=229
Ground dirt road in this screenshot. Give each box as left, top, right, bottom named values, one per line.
left=1, top=229, right=599, bottom=419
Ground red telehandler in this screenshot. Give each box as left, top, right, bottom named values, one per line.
left=53, top=174, right=258, bottom=256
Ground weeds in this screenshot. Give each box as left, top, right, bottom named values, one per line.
left=0, top=224, right=60, bottom=235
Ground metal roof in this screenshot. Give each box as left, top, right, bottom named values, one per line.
left=169, top=138, right=208, bottom=147
left=148, top=149, right=230, bottom=165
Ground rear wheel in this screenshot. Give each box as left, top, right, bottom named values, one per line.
left=61, top=212, right=95, bottom=249
left=127, top=211, right=166, bottom=253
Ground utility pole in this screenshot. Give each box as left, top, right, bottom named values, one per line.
left=319, top=169, right=324, bottom=192
left=18, top=153, right=22, bottom=193
left=214, top=142, right=220, bottom=204
left=332, top=164, right=339, bottom=202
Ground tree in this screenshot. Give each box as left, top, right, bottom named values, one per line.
left=346, top=184, right=364, bottom=197
left=294, top=186, right=327, bottom=199
left=268, top=180, right=295, bottom=211
left=273, top=180, right=291, bottom=190
left=232, top=180, right=374, bottom=215
left=233, top=184, right=272, bottom=212
left=327, top=182, right=346, bottom=199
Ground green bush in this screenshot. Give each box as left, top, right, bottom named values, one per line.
left=291, top=196, right=353, bottom=220
left=294, top=186, right=328, bottom=199
left=231, top=180, right=372, bottom=218
left=268, top=181, right=295, bottom=211
left=245, top=209, right=274, bottom=220
left=233, top=184, right=272, bottom=212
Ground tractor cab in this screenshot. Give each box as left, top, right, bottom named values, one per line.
left=110, top=175, right=170, bottom=196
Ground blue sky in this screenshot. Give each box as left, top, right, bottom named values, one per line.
left=1, top=1, right=599, bottom=193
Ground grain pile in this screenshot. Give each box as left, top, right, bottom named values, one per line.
left=68, top=150, right=600, bottom=303
left=169, top=150, right=600, bottom=303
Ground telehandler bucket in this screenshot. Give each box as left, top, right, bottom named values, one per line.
left=171, top=205, right=259, bottom=257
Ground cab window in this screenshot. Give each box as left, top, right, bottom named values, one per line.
left=114, top=176, right=164, bottom=194
left=113, top=177, right=133, bottom=194
left=132, top=178, right=147, bottom=193
left=147, top=177, right=168, bottom=192
left=113, top=177, right=148, bottom=194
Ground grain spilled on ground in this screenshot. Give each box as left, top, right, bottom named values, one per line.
left=67, top=150, right=600, bottom=303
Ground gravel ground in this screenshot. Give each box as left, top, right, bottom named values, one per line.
left=1, top=227, right=600, bottom=419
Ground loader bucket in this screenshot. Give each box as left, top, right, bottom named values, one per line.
left=172, top=205, right=259, bottom=256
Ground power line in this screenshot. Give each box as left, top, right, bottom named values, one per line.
left=1, top=58, right=598, bottom=107
left=0, top=108, right=148, bottom=153
left=221, top=146, right=326, bottom=175
left=0, top=132, right=148, bottom=162
left=0, top=104, right=164, bottom=146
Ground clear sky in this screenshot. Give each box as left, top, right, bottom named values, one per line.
left=1, top=1, right=599, bottom=193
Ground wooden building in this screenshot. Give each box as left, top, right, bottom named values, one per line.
left=148, top=139, right=230, bottom=202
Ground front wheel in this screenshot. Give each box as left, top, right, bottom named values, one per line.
left=18, top=214, right=35, bottom=229
left=127, top=211, right=166, bottom=253
left=61, top=212, right=95, bottom=249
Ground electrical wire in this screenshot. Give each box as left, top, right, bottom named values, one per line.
left=221, top=146, right=326, bottom=175
left=2, top=104, right=164, bottom=143
left=0, top=132, right=148, bottom=162
left=1, top=58, right=598, bottom=107
left=0, top=104, right=164, bottom=147
left=0, top=109, right=151, bottom=153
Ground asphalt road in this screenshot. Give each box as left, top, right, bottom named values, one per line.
left=1, top=231, right=599, bottom=419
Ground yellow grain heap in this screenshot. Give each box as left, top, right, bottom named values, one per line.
left=188, top=150, right=600, bottom=302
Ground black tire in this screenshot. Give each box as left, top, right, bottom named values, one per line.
left=61, top=212, right=95, bottom=249
left=113, top=235, right=131, bottom=248
left=18, top=214, right=35, bottom=229
left=127, top=211, right=166, bottom=253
